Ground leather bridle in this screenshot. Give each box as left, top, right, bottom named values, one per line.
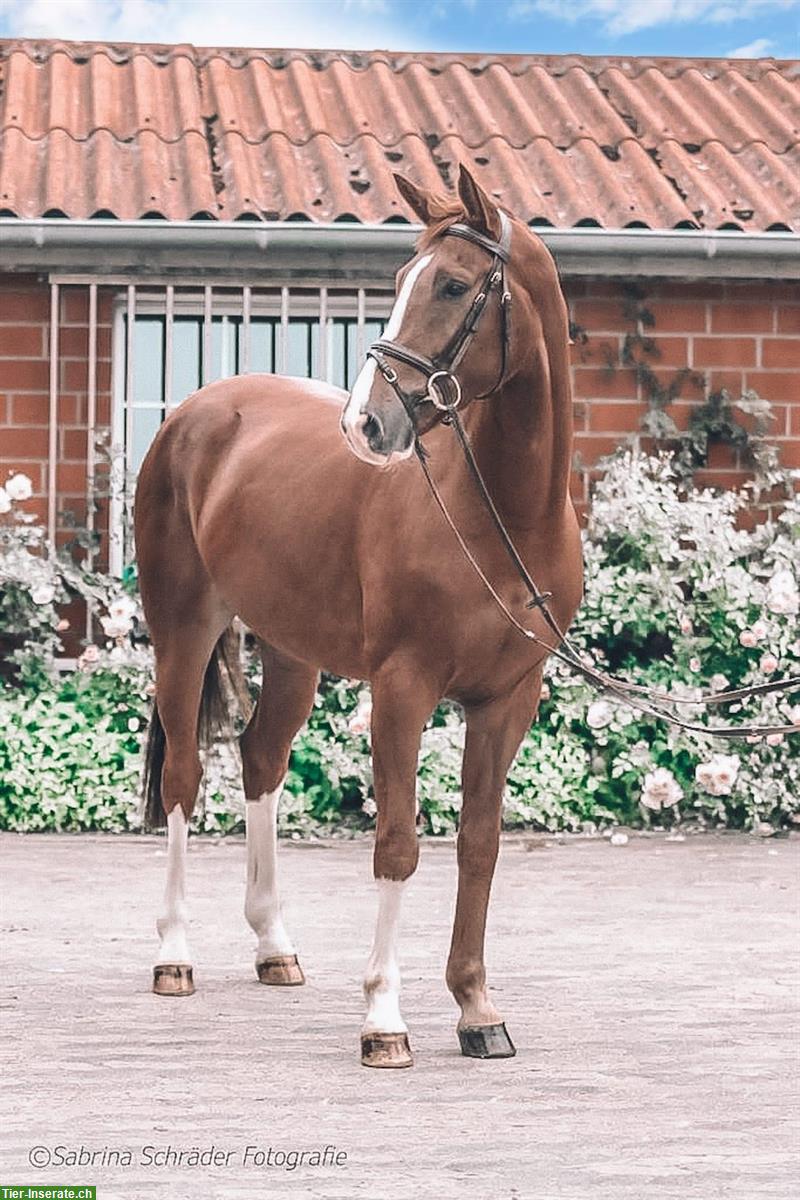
left=366, top=212, right=513, bottom=420
left=362, top=213, right=800, bottom=740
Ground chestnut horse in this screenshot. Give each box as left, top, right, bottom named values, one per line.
left=135, top=166, right=582, bottom=1068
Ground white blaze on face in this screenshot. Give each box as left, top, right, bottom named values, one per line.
left=341, top=253, right=433, bottom=461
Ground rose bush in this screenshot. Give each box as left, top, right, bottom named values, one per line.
left=1, top=453, right=798, bottom=835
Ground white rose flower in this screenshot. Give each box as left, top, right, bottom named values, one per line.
left=0, top=487, right=11, bottom=515
left=695, top=753, right=740, bottom=797
left=586, top=699, right=614, bottom=729
left=31, top=583, right=56, bottom=605
left=759, top=652, right=778, bottom=674
left=348, top=693, right=372, bottom=736
left=5, top=473, right=33, bottom=501
left=750, top=620, right=768, bottom=641
left=641, top=767, right=683, bottom=811
left=766, top=569, right=799, bottom=616
left=689, top=657, right=701, bottom=673
left=361, top=797, right=377, bottom=817
left=107, top=594, right=137, bottom=621
left=679, top=614, right=693, bottom=635
left=710, top=673, right=730, bottom=694
left=739, top=629, right=757, bottom=648
left=100, top=613, right=133, bottom=639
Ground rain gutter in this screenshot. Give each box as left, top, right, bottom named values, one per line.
left=0, top=219, right=797, bottom=280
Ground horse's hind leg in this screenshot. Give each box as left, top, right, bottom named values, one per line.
left=239, top=644, right=319, bottom=986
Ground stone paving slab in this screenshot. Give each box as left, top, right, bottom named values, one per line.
left=1, top=832, right=798, bottom=1200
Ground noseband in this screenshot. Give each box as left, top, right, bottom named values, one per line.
left=366, top=212, right=513, bottom=420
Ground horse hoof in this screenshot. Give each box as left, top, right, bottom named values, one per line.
left=361, top=1032, right=414, bottom=1069
left=152, top=964, right=195, bottom=997
left=458, top=1022, right=516, bottom=1059
left=256, top=954, right=306, bottom=986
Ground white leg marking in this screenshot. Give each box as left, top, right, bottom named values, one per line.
left=245, top=785, right=295, bottom=962
left=341, top=253, right=433, bottom=459
left=156, top=807, right=191, bottom=965
left=362, top=879, right=408, bottom=1035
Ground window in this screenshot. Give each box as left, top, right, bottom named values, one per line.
left=109, top=283, right=392, bottom=569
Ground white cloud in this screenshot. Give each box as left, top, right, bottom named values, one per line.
left=727, top=36, right=774, bottom=55
left=509, top=0, right=796, bottom=37
left=0, top=0, right=414, bottom=49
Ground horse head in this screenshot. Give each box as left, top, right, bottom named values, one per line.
left=340, top=163, right=568, bottom=467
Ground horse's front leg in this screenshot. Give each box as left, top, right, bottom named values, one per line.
left=360, top=659, right=439, bottom=1069
left=447, top=671, right=542, bottom=1058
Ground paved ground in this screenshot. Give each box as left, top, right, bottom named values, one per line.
left=1, top=831, right=798, bottom=1200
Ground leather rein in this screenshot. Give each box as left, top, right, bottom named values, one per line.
left=365, top=216, right=800, bottom=742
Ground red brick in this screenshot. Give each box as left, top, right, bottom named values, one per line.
left=707, top=370, right=745, bottom=396
left=57, top=394, right=77, bottom=423
left=11, top=394, right=48, bottom=423
left=62, top=428, right=89, bottom=460
left=648, top=301, right=707, bottom=333
left=790, top=407, right=800, bottom=437
left=710, top=303, right=775, bottom=334
left=776, top=440, right=800, bottom=468
left=0, top=325, right=45, bottom=356
left=707, top=441, right=739, bottom=470
left=745, top=371, right=798, bottom=403
left=572, top=366, right=638, bottom=400
left=570, top=298, right=626, bottom=333
left=651, top=336, right=689, bottom=367
left=777, top=308, right=800, bottom=335
left=693, top=338, right=756, bottom=368
left=56, top=461, right=89, bottom=494
left=0, top=358, right=50, bottom=390
left=0, top=289, right=50, bottom=322
left=62, top=290, right=89, bottom=323
left=653, top=281, right=726, bottom=302
left=588, top=401, right=646, bottom=432
left=693, top=468, right=751, bottom=490
left=1, top=426, right=49, bottom=458
left=573, top=433, right=626, bottom=464
left=761, top=338, right=800, bottom=369
left=59, top=327, right=89, bottom=358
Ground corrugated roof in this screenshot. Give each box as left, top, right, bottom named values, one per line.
left=0, top=40, right=797, bottom=230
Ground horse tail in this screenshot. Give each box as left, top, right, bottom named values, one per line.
left=142, top=625, right=252, bottom=830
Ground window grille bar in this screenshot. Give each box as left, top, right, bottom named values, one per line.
left=164, top=284, right=174, bottom=409
left=241, top=285, right=252, bottom=374
left=124, top=285, right=136, bottom=472
left=203, top=286, right=213, bottom=385
left=85, top=284, right=98, bottom=640
left=47, top=282, right=60, bottom=548
left=356, top=287, right=366, bottom=367
left=318, top=287, right=329, bottom=381
left=280, top=287, right=290, bottom=373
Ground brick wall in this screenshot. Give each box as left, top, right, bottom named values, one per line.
left=0, top=275, right=113, bottom=551
left=565, top=278, right=800, bottom=511
left=1, top=273, right=798, bottom=548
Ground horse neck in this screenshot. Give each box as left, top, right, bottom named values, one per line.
left=462, top=348, right=573, bottom=530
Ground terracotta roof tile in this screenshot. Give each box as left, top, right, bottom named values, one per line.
left=0, top=39, right=797, bottom=230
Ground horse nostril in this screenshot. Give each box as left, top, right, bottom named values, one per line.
left=362, top=413, right=383, bottom=449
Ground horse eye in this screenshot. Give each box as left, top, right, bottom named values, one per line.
left=443, top=279, right=469, bottom=299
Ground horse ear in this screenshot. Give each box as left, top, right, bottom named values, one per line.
left=393, top=173, right=439, bottom=225
left=457, top=164, right=502, bottom=240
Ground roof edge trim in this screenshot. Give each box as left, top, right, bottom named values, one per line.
left=1, top=219, right=798, bottom=280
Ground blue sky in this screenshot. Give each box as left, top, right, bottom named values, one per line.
left=0, top=0, right=797, bottom=59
